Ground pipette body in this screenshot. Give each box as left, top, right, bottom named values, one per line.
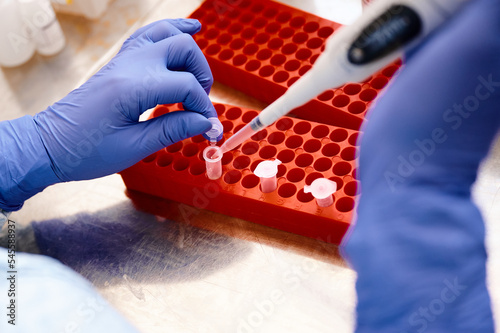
left=219, top=0, right=470, bottom=155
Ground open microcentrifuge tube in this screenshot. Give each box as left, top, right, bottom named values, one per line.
left=304, top=178, right=337, bottom=207
left=254, top=159, right=282, bottom=193
left=204, top=117, right=223, bottom=145
left=203, top=145, right=223, bottom=180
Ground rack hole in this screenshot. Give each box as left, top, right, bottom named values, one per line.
left=348, top=101, right=366, bottom=114
left=333, top=161, right=352, bottom=176
left=167, top=142, right=183, bottom=153
left=312, top=125, right=330, bottom=138
left=173, top=158, right=190, bottom=171
left=243, top=43, right=259, bottom=55
left=241, top=27, right=257, bottom=39
left=251, top=129, right=268, bottom=141
left=252, top=17, right=267, bottom=29
left=255, top=33, right=270, bottom=45
left=277, top=149, right=294, bottom=163
left=336, top=197, right=355, bottom=213
left=228, top=23, right=243, bottom=34
left=303, top=21, right=319, bottom=33
left=314, top=158, right=333, bottom=172
left=295, top=153, right=313, bottom=167
left=341, top=147, right=358, bottom=161
left=242, top=111, right=258, bottom=123
left=306, top=172, right=323, bottom=185
left=268, top=38, right=284, bottom=49
left=284, top=60, right=300, bottom=71
left=290, top=16, right=306, bottom=27
left=282, top=43, right=298, bottom=55
left=265, top=22, right=280, bottom=33
left=360, top=89, right=378, bottom=102
left=224, top=170, right=242, bottom=184
left=322, top=143, right=340, bottom=157
left=233, top=155, right=251, bottom=169
left=273, top=71, right=289, bottom=83
left=242, top=142, right=259, bottom=155
left=218, top=49, right=234, bottom=61
left=285, top=135, right=303, bottom=149
left=297, top=189, right=314, bottom=203
left=221, top=121, right=234, bottom=134
left=317, top=90, right=334, bottom=102
left=157, top=153, right=173, bottom=167
left=245, top=59, right=261, bottom=72
left=259, top=146, right=277, bottom=159
left=221, top=152, right=233, bottom=165
left=304, top=139, right=321, bottom=153
left=230, top=38, right=245, bottom=50
left=276, top=12, right=292, bottom=23
left=344, top=181, right=360, bottom=196
left=276, top=118, right=293, bottom=131
left=343, top=83, right=361, bottom=95
left=242, top=174, right=260, bottom=189
left=330, top=129, right=348, bottom=142
left=349, top=133, right=360, bottom=146
left=182, top=143, right=199, bottom=157
left=332, top=95, right=350, bottom=108
left=278, top=183, right=296, bottom=198
left=190, top=162, right=205, bottom=176
left=270, top=54, right=286, bottom=66
left=307, top=37, right=323, bottom=49
left=371, top=76, right=389, bottom=90
left=233, top=54, right=247, bottom=66
left=292, top=32, right=308, bottom=44
left=279, top=27, right=294, bottom=39
left=143, top=152, right=157, bottom=163
left=318, top=26, right=334, bottom=38
left=268, top=132, right=285, bottom=145
left=206, top=44, right=221, bottom=55
left=226, top=107, right=242, bottom=120
left=259, top=65, right=275, bottom=77
left=287, top=168, right=305, bottom=183
left=293, top=121, right=312, bottom=135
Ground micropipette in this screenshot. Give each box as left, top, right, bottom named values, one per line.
left=219, top=0, right=470, bottom=155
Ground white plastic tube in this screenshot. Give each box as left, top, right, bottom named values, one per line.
left=254, top=159, right=282, bottom=193
left=0, top=0, right=35, bottom=67
left=18, top=0, right=66, bottom=56
left=203, top=146, right=223, bottom=180
left=304, top=178, right=337, bottom=208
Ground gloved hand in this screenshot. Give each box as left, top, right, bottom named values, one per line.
left=342, top=0, right=500, bottom=331
left=0, top=18, right=217, bottom=211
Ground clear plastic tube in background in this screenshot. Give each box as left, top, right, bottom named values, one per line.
left=0, top=0, right=36, bottom=67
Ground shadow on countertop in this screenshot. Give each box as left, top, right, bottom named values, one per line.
left=0, top=201, right=251, bottom=287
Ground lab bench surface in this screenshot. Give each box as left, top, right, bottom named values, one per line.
left=1, top=0, right=500, bottom=332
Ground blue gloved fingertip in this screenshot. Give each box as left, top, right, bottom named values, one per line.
left=202, top=117, right=223, bottom=142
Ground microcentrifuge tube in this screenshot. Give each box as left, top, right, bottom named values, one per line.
left=254, top=159, right=282, bottom=193
left=203, top=146, right=223, bottom=180
left=205, top=117, right=224, bottom=146
left=304, top=178, right=337, bottom=207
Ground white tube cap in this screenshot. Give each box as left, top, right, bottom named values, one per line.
left=254, top=159, right=282, bottom=178
left=304, top=178, right=337, bottom=200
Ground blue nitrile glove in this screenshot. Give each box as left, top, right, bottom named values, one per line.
left=342, top=0, right=500, bottom=332
left=0, top=19, right=217, bottom=211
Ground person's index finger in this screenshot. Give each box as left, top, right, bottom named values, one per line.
left=158, top=33, right=214, bottom=95
left=130, top=19, right=201, bottom=42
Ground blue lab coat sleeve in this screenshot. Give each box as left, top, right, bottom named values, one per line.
left=342, top=0, right=500, bottom=331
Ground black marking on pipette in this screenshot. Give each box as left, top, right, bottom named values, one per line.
left=250, top=117, right=264, bottom=131
left=348, top=5, right=422, bottom=65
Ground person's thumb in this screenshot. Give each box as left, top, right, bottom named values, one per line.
left=134, top=111, right=212, bottom=155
